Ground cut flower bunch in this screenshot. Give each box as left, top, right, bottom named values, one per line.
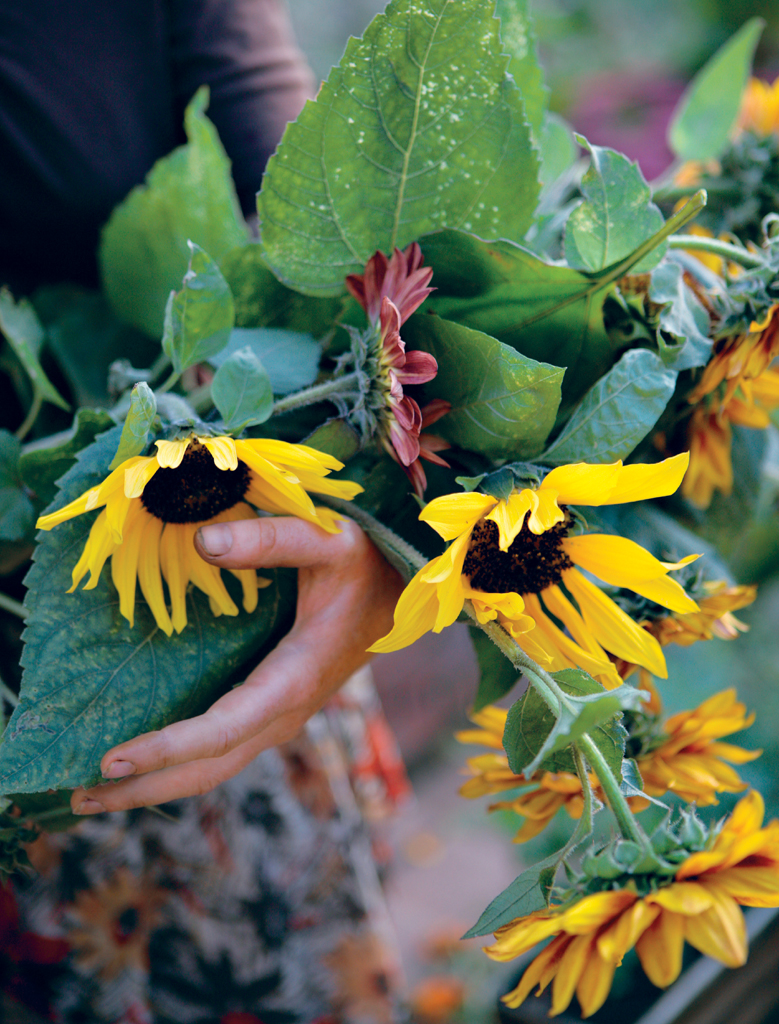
left=0, top=1, right=776, bottom=1015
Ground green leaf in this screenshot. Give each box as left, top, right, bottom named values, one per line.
left=503, top=669, right=641, bottom=779
left=538, top=112, right=577, bottom=189
left=541, top=349, right=677, bottom=465
left=19, top=409, right=114, bottom=509
left=469, top=626, right=520, bottom=711
left=100, top=86, right=246, bottom=337
left=0, top=428, right=296, bottom=792
left=564, top=137, right=666, bottom=274
left=496, top=0, right=547, bottom=140
left=0, top=289, right=70, bottom=412
left=303, top=419, right=362, bottom=463
left=258, top=0, right=539, bottom=295
left=463, top=856, right=558, bottom=938
left=33, top=287, right=158, bottom=408
left=650, top=260, right=713, bottom=371
left=0, top=431, right=35, bottom=542
left=406, top=314, right=563, bottom=460
left=162, top=243, right=235, bottom=375
left=212, top=347, right=274, bottom=432
left=219, top=244, right=344, bottom=337
left=109, top=383, right=157, bottom=469
left=668, top=18, right=764, bottom=162
left=211, top=328, right=321, bottom=396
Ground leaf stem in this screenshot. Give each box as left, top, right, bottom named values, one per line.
left=0, top=591, right=27, bottom=620
left=156, top=369, right=180, bottom=395
left=577, top=732, right=646, bottom=846
left=271, top=372, right=361, bottom=416
left=668, top=234, right=765, bottom=268
left=14, top=390, right=43, bottom=442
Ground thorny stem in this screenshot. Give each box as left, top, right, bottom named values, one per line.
left=14, top=391, right=43, bottom=442
left=668, top=234, right=765, bottom=269
left=577, top=733, right=648, bottom=846
left=271, top=372, right=361, bottom=416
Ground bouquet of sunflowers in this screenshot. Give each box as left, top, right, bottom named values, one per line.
left=1, top=1, right=779, bottom=1017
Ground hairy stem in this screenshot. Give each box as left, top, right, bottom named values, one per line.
left=668, top=234, right=765, bottom=268
left=577, top=733, right=646, bottom=845
left=272, top=372, right=361, bottom=416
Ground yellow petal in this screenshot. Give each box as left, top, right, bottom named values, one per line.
left=562, top=890, right=637, bottom=933
left=420, top=492, right=496, bottom=540
left=37, top=488, right=98, bottom=530
left=501, top=935, right=568, bottom=1009
left=645, top=882, right=714, bottom=915
left=82, top=511, right=118, bottom=590
left=711, top=866, right=779, bottom=907
left=541, top=463, right=622, bottom=506
left=159, top=522, right=192, bottom=634
left=576, top=948, right=617, bottom=1018
left=551, top=934, right=595, bottom=1016
left=564, top=534, right=699, bottom=584
left=563, top=568, right=668, bottom=677
left=201, top=435, right=238, bottom=471
left=605, top=453, right=690, bottom=504
left=635, top=909, right=685, bottom=988
left=136, top=514, right=173, bottom=635
left=683, top=888, right=747, bottom=967
left=597, top=899, right=660, bottom=964
left=485, top=491, right=535, bottom=550
left=124, top=457, right=160, bottom=499
left=154, top=437, right=190, bottom=468
left=527, top=487, right=566, bottom=534
left=368, top=565, right=442, bottom=653
left=241, top=438, right=344, bottom=473
left=110, top=504, right=148, bottom=627
left=525, top=591, right=622, bottom=686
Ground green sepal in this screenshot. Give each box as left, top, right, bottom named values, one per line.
left=564, top=137, right=666, bottom=274
left=541, top=348, right=677, bottom=465
left=109, top=383, right=158, bottom=469
left=668, top=18, right=764, bottom=162
left=469, top=627, right=520, bottom=712
left=0, top=289, right=70, bottom=412
left=162, top=242, right=235, bottom=375
left=211, top=347, right=273, bottom=432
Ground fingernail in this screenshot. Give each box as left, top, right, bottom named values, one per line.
left=198, top=523, right=233, bottom=556
left=74, top=799, right=106, bottom=815
left=103, top=760, right=135, bottom=780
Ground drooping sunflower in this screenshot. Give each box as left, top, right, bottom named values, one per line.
left=36, top=434, right=363, bottom=635
left=370, top=455, right=699, bottom=684
left=488, top=791, right=779, bottom=1018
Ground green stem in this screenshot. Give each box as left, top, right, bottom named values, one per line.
left=668, top=234, right=765, bottom=268
left=0, top=591, right=27, bottom=620
left=14, top=390, right=43, bottom=442
left=577, top=733, right=646, bottom=846
left=272, top=372, right=361, bottom=416
left=0, top=675, right=18, bottom=707
left=156, top=369, right=180, bottom=395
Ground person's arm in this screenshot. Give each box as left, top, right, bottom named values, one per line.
left=169, top=0, right=316, bottom=214
left=71, top=518, right=404, bottom=813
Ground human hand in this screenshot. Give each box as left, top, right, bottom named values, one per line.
left=70, top=516, right=403, bottom=814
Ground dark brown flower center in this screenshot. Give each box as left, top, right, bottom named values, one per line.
left=462, top=513, right=573, bottom=595
left=141, top=443, right=251, bottom=523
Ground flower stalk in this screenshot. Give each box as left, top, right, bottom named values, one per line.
left=668, top=234, right=765, bottom=268
left=271, top=371, right=361, bottom=416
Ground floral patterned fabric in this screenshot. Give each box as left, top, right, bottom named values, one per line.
left=0, top=669, right=411, bottom=1024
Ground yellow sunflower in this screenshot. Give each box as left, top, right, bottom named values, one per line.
left=36, top=434, right=363, bottom=635
left=370, top=455, right=699, bottom=684
left=488, top=791, right=779, bottom=1018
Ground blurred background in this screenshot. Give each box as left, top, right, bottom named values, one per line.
left=282, top=1, right=779, bottom=1021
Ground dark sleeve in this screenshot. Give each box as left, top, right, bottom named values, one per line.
left=169, top=0, right=316, bottom=214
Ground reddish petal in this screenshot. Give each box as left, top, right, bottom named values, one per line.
left=403, top=457, right=428, bottom=498
left=388, top=418, right=421, bottom=465
left=391, top=395, right=422, bottom=431
left=421, top=399, right=452, bottom=427
left=395, top=349, right=439, bottom=385
left=420, top=434, right=451, bottom=466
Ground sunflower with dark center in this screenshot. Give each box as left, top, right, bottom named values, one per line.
left=36, top=434, right=363, bottom=635
left=369, top=454, right=699, bottom=685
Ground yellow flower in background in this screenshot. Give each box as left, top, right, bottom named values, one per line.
left=370, top=455, right=699, bottom=684
left=488, top=791, right=779, bottom=1019
left=37, top=435, right=362, bottom=635
left=637, top=689, right=760, bottom=806
left=738, top=75, right=779, bottom=136
left=648, top=581, right=756, bottom=646
left=688, top=305, right=779, bottom=407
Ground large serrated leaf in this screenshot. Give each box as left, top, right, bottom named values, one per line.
left=258, top=0, right=539, bottom=295
left=0, top=428, right=295, bottom=793
left=564, top=137, right=666, bottom=274
left=469, top=626, right=520, bottom=712
left=406, top=314, right=563, bottom=460
left=650, top=260, right=713, bottom=371
left=668, top=18, right=763, bottom=162
left=0, top=289, right=70, bottom=412
left=503, top=669, right=640, bottom=779
left=100, top=87, right=246, bottom=337
left=541, top=348, right=677, bottom=465
left=19, top=409, right=114, bottom=509
left=162, top=243, right=235, bottom=375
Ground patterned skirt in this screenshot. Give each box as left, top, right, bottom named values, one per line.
left=0, top=669, right=411, bottom=1024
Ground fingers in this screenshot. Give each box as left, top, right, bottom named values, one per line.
left=195, top=516, right=364, bottom=571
